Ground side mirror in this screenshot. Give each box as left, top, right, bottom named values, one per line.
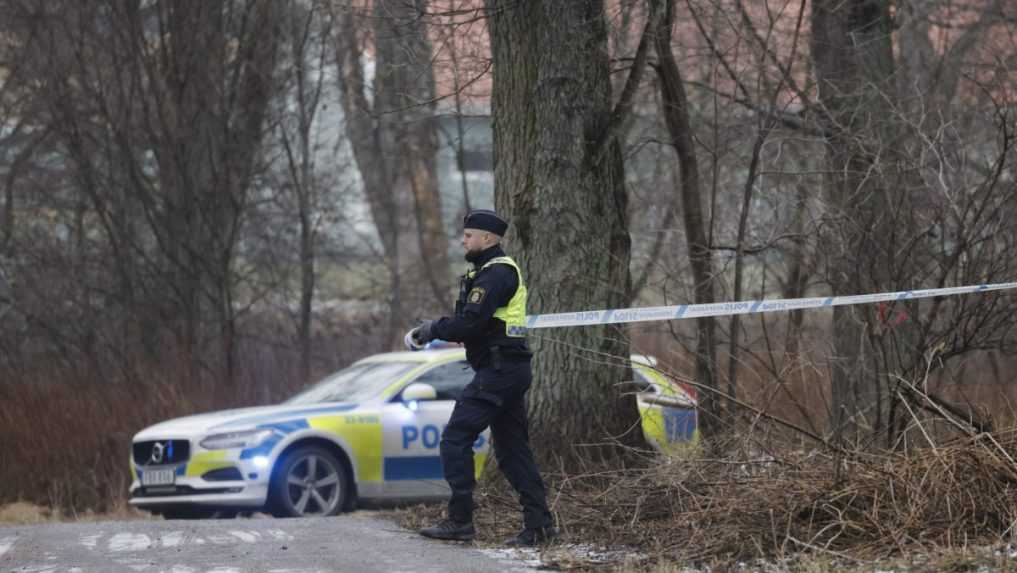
left=402, top=382, right=438, bottom=403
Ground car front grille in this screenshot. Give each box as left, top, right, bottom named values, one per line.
left=133, top=440, right=191, bottom=466
left=202, top=467, right=244, bottom=482
left=132, top=485, right=242, bottom=498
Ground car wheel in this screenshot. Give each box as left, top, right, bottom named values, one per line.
left=269, top=445, right=350, bottom=518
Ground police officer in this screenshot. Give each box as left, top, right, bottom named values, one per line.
left=409, top=209, right=557, bottom=546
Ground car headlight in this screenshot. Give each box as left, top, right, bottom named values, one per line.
left=200, top=429, right=278, bottom=450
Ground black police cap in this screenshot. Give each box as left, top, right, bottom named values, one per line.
left=463, top=209, right=508, bottom=236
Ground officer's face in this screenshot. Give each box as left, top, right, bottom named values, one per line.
left=462, top=229, right=494, bottom=254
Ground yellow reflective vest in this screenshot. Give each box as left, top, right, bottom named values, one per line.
left=475, top=256, right=527, bottom=338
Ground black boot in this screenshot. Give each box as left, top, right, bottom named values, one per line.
left=419, top=519, right=476, bottom=541
left=504, top=525, right=558, bottom=547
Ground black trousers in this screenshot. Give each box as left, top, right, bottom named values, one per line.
left=440, top=359, right=552, bottom=529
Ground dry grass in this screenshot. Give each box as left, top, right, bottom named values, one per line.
left=0, top=374, right=199, bottom=514
left=394, top=420, right=1017, bottom=571
left=0, top=334, right=317, bottom=515
left=0, top=502, right=55, bottom=524
left=622, top=436, right=1017, bottom=561
left=606, top=547, right=1017, bottom=573
left=0, top=501, right=153, bottom=524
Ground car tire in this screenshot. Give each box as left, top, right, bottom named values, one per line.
left=268, top=445, right=350, bottom=518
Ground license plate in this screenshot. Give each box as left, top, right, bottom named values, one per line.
left=142, top=468, right=175, bottom=486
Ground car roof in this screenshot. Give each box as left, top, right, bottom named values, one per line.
left=355, top=347, right=467, bottom=365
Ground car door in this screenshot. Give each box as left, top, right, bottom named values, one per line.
left=380, top=359, right=487, bottom=498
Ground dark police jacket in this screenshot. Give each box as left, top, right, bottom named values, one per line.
left=431, top=244, right=530, bottom=370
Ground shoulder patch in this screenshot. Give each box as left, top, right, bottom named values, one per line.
left=467, top=287, right=487, bottom=304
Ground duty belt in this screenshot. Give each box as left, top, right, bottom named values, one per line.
left=488, top=346, right=533, bottom=371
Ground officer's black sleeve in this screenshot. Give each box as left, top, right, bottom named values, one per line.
left=431, top=264, right=518, bottom=343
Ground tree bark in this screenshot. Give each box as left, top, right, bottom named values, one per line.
left=897, top=0, right=1005, bottom=113
left=811, top=0, right=897, bottom=443
left=335, top=6, right=402, bottom=346
left=782, top=182, right=811, bottom=362
left=727, top=129, right=769, bottom=421
left=485, top=0, right=646, bottom=466
left=449, top=50, right=473, bottom=216
left=278, top=3, right=332, bottom=385
left=373, top=0, right=452, bottom=312
left=654, top=0, right=720, bottom=436
left=337, top=3, right=452, bottom=342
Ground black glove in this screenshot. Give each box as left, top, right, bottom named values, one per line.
left=411, top=320, right=436, bottom=345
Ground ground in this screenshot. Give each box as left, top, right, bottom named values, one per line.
left=3, top=502, right=1017, bottom=572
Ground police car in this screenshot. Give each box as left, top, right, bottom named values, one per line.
left=632, top=355, right=698, bottom=451
left=128, top=347, right=697, bottom=519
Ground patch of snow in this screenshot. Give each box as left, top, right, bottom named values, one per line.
left=228, top=530, right=260, bottom=543
left=108, top=533, right=152, bottom=552
left=994, top=544, right=1017, bottom=559
left=114, top=556, right=152, bottom=571
left=0, top=536, right=14, bottom=559
left=477, top=547, right=543, bottom=569
left=206, top=532, right=240, bottom=545
left=267, top=529, right=295, bottom=541
left=557, top=542, right=647, bottom=563
left=79, top=533, right=102, bottom=550
left=159, top=531, right=184, bottom=548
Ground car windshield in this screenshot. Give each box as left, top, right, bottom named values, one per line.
left=284, top=361, right=419, bottom=405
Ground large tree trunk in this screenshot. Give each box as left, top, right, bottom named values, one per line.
left=373, top=0, right=451, bottom=312
left=811, top=0, right=897, bottom=443
left=485, top=0, right=646, bottom=466
left=654, top=0, right=721, bottom=437
left=335, top=7, right=402, bottom=346
left=336, top=3, right=451, bottom=344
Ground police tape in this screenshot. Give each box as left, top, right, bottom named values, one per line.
left=524, top=281, right=1017, bottom=329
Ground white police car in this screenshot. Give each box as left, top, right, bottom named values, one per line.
left=129, top=348, right=696, bottom=519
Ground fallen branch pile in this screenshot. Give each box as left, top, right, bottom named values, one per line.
left=473, top=423, right=1006, bottom=568
left=397, top=381, right=1017, bottom=566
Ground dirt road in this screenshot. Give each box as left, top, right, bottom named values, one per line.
left=0, top=513, right=541, bottom=572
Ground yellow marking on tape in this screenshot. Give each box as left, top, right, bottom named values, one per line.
left=309, top=416, right=383, bottom=483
